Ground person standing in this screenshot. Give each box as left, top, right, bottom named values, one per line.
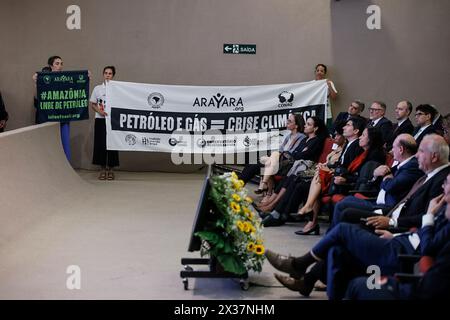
left=33, top=56, right=72, bottom=162
left=90, top=66, right=119, bottom=180
left=314, top=64, right=338, bottom=130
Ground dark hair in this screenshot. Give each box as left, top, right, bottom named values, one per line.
left=292, top=113, right=305, bottom=132
left=405, top=101, right=413, bottom=114
left=354, top=100, right=365, bottom=112
left=397, top=136, right=418, bottom=155
left=47, top=55, right=62, bottom=67
left=333, top=120, right=346, bottom=136
left=315, top=64, right=327, bottom=74
left=309, top=116, right=329, bottom=139
left=348, top=116, right=366, bottom=136
left=366, top=127, right=384, bottom=148
left=416, top=104, right=437, bottom=119
left=373, top=101, right=387, bottom=110
left=103, top=65, right=116, bottom=76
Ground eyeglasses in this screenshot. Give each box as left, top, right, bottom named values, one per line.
left=369, top=108, right=383, bottom=112
left=415, top=112, right=427, bottom=117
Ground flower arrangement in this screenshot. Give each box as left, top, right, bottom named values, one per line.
left=195, top=172, right=265, bottom=275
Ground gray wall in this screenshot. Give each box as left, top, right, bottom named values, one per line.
left=1, top=0, right=449, bottom=170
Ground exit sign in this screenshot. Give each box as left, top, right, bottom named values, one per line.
left=223, top=44, right=256, bottom=55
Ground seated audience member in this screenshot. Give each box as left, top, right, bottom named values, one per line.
left=258, top=120, right=345, bottom=226
left=330, top=134, right=423, bottom=229
left=366, top=101, right=393, bottom=145
left=272, top=117, right=365, bottom=231
left=431, top=104, right=444, bottom=136
left=332, top=100, right=366, bottom=133
left=0, top=91, right=8, bottom=133
left=413, top=104, right=437, bottom=146
left=350, top=134, right=450, bottom=231
left=345, top=176, right=450, bottom=300
left=386, top=100, right=414, bottom=150
left=259, top=117, right=329, bottom=227
left=238, top=113, right=306, bottom=193
left=265, top=175, right=450, bottom=300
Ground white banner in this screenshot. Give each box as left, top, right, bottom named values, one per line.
left=105, top=80, right=328, bottom=154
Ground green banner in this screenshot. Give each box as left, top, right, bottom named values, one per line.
left=36, top=70, right=89, bottom=122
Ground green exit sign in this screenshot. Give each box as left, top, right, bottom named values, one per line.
left=223, top=44, right=256, bottom=55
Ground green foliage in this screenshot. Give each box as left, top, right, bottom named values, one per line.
left=194, top=172, right=265, bottom=275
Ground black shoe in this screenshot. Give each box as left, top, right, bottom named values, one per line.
left=265, top=250, right=303, bottom=279
left=295, top=224, right=320, bottom=236
left=259, top=212, right=271, bottom=219
left=274, top=273, right=314, bottom=297
left=262, top=215, right=285, bottom=227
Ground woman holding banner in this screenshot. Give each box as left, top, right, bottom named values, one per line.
left=314, top=64, right=338, bottom=130
left=32, top=56, right=72, bottom=162
left=90, top=66, right=119, bottom=180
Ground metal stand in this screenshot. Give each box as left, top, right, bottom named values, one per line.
left=180, top=256, right=249, bottom=290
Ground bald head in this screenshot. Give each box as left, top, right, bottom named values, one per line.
left=416, top=134, right=449, bottom=173
left=392, top=134, right=417, bottom=162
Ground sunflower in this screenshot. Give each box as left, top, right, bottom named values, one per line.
left=236, top=220, right=245, bottom=232
left=254, top=244, right=265, bottom=255
left=247, top=242, right=255, bottom=251
left=232, top=194, right=241, bottom=202
left=231, top=172, right=238, bottom=180
left=244, top=196, right=253, bottom=204
left=230, top=201, right=241, bottom=213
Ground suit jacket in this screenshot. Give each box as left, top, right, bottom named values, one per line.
left=394, top=165, right=450, bottom=229
left=336, top=139, right=364, bottom=169
left=413, top=125, right=437, bottom=146
left=380, top=157, right=424, bottom=207
left=370, top=117, right=393, bottom=145
left=386, top=119, right=415, bottom=150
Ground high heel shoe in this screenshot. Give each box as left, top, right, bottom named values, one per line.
left=294, top=224, right=320, bottom=235
left=254, top=182, right=268, bottom=194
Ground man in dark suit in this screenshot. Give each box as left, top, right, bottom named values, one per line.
left=264, top=136, right=449, bottom=298
left=336, top=116, right=366, bottom=168
left=385, top=100, right=415, bottom=150
left=265, top=172, right=450, bottom=299
left=345, top=179, right=450, bottom=300
left=330, top=134, right=423, bottom=228
left=413, top=104, right=437, bottom=146
left=365, top=134, right=450, bottom=230
left=332, top=100, right=366, bottom=133
left=367, top=101, right=393, bottom=145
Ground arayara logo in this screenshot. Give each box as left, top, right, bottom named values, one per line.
left=193, top=93, right=244, bottom=109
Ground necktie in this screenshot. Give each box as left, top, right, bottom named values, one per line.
left=387, top=175, right=427, bottom=217
left=368, top=120, right=374, bottom=127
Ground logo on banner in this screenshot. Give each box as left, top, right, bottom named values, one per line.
left=197, top=138, right=207, bottom=148
left=125, top=134, right=137, bottom=145
left=278, top=91, right=294, bottom=107
left=147, top=92, right=165, bottom=109
left=193, top=93, right=244, bottom=109
left=169, top=138, right=179, bottom=146
left=43, top=75, right=52, bottom=84
left=243, top=136, right=251, bottom=147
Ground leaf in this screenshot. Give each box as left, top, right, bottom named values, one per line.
left=217, top=254, right=246, bottom=275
